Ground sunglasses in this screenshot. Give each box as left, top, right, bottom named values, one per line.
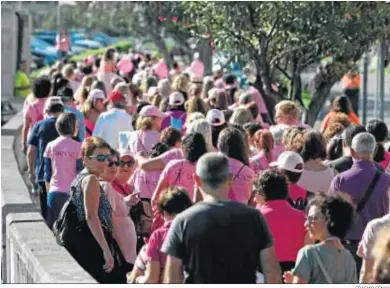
left=89, top=154, right=111, bottom=162
left=305, top=215, right=324, bottom=223
left=108, top=160, right=119, bottom=167
left=119, top=160, right=135, bottom=167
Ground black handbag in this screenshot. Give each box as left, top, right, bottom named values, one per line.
left=129, top=198, right=153, bottom=237
left=52, top=177, right=85, bottom=246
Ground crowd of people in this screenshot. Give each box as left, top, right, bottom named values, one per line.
left=21, top=46, right=390, bottom=284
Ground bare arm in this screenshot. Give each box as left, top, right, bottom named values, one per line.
left=151, top=176, right=169, bottom=208
left=359, top=257, right=375, bottom=284
left=137, top=261, right=161, bottom=284
left=27, top=145, right=37, bottom=177
left=22, top=117, right=31, bottom=150
left=259, top=246, right=282, bottom=284
left=163, top=255, right=183, bottom=284
left=82, top=175, right=111, bottom=254
left=137, top=154, right=165, bottom=171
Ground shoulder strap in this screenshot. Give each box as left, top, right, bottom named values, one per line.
left=234, top=164, right=246, bottom=181
left=357, top=170, right=381, bottom=213
left=312, top=248, right=333, bottom=284
left=85, top=126, right=93, bottom=136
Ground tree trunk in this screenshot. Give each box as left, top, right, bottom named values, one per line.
left=198, top=40, right=213, bottom=75
left=254, top=74, right=279, bottom=124
left=152, top=33, right=174, bottom=69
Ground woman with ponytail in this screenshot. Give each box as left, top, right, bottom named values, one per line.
left=366, top=120, right=390, bottom=171
left=250, top=130, right=278, bottom=175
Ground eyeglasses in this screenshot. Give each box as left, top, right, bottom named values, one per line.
left=305, top=215, right=324, bottom=223
left=108, top=160, right=119, bottom=167
left=119, top=160, right=135, bottom=167
left=88, top=154, right=111, bottom=162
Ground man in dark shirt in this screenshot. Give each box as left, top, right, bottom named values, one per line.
left=329, top=125, right=384, bottom=173
left=27, top=97, right=64, bottom=220
left=161, top=153, right=281, bottom=284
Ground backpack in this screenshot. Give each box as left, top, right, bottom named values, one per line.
left=170, top=113, right=186, bottom=131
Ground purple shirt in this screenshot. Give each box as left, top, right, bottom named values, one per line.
left=329, top=160, right=390, bottom=241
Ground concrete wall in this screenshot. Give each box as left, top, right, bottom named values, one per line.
left=1, top=109, right=97, bottom=283
left=1, top=6, right=18, bottom=99
left=1, top=6, right=32, bottom=99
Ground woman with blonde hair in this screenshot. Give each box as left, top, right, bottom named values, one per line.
left=74, top=75, right=95, bottom=108
left=201, top=76, right=214, bottom=99
left=275, top=100, right=310, bottom=128
left=172, top=74, right=189, bottom=101
left=157, top=79, right=172, bottom=112
left=185, top=112, right=205, bottom=127
left=186, top=119, right=214, bottom=152
left=185, top=96, right=210, bottom=116
left=128, top=105, right=167, bottom=154
left=229, top=107, right=253, bottom=126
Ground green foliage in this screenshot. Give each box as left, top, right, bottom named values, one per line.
left=183, top=2, right=390, bottom=84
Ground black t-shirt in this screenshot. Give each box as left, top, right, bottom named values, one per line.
left=328, top=156, right=384, bottom=174
left=161, top=200, right=273, bottom=284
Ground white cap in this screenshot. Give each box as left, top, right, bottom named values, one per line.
left=88, top=89, right=106, bottom=101
left=118, top=149, right=134, bottom=159
left=45, top=96, right=64, bottom=111
left=169, top=92, right=185, bottom=106
left=147, top=87, right=159, bottom=97
left=206, top=109, right=226, bottom=126
left=269, top=151, right=304, bottom=173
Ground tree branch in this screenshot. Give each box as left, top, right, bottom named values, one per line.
left=275, top=64, right=292, bottom=80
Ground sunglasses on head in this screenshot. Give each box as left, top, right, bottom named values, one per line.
left=88, top=154, right=111, bottom=162
left=119, top=159, right=135, bottom=167
left=108, top=160, right=119, bottom=167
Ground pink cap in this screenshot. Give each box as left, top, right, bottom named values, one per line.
left=139, top=105, right=168, bottom=119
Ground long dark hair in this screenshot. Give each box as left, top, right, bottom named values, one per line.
left=182, top=132, right=208, bottom=163
left=367, top=120, right=388, bottom=163
left=332, top=95, right=352, bottom=115
left=218, top=127, right=250, bottom=166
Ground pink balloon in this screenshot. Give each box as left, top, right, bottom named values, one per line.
left=190, top=59, right=205, bottom=77
left=155, top=62, right=169, bottom=79
left=117, top=58, right=134, bottom=74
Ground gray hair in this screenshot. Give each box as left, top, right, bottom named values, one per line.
left=270, top=124, right=290, bottom=145
left=55, top=112, right=76, bottom=136
left=351, top=132, right=376, bottom=154
left=187, top=119, right=214, bottom=152
left=196, top=152, right=231, bottom=192
left=229, top=108, right=253, bottom=126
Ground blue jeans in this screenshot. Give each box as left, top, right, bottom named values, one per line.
left=47, top=192, right=69, bottom=229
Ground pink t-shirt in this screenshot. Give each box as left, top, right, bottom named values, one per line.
left=249, top=86, right=268, bottom=114
left=24, top=98, right=47, bottom=133
left=228, top=158, right=255, bottom=204
left=85, top=118, right=95, bottom=138
left=160, top=148, right=184, bottom=164
left=380, top=152, right=390, bottom=170
left=56, top=35, right=70, bottom=52
left=44, top=136, right=82, bottom=192
left=129, top=168, right=161, bottom=199
left=145, top=221, right=172, bottom=274
left=289, top=183, right=307, bottom=202
left=100, top=181, right=137, bottom=264
left=250, top=151, right=278, bottom=175
left=258, top=200, right=305, bottom=262
left=159, top=159, right=196, bottom=200
left=273, top=145, right=285, bottom=157
left=129, top=130, right=160, bottom=154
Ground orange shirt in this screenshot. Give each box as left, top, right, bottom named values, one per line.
left=342, top=74, right=361, bottom=89
left=321, top=111, right=360, bottom=132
